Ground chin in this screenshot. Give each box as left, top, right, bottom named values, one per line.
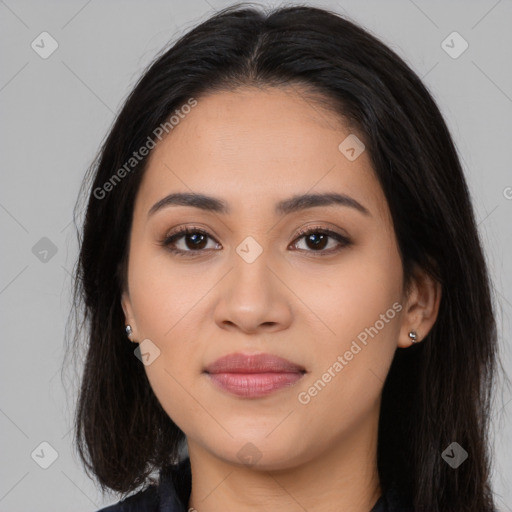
left=209, top=436, right=309, bottom=472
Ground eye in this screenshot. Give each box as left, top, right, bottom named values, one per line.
left=160, top=226, right=221, bottom=257
left=159, top=225, right=351, bottom=257
left=290, top=227, right=351, bottom=255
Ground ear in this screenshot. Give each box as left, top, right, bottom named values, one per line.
left=121, top=290, right=139, bottom=343
left=397, top=265, right=442, bottom=348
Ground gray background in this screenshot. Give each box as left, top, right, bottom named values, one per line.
left=1, top=0, right=511, bottom=510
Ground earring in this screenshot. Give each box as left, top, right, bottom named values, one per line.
left=125, top=325, right=136, bottom=342
left=408, top=330, right=420, bottom=344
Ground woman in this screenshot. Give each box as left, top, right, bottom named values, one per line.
left=68, top=3, right=499, bottom=511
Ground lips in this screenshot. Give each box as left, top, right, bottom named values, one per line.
left=204, top=353, right=306, bottom=398
left=204, top=352, right=305, bottom=374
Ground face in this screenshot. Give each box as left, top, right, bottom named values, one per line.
left=121, top=86, right=411, bottom=470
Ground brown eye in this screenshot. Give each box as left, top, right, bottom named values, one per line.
left=181, top=232, right=208, bottom=250
left=160, top=226, right=351, bottom=258
left=291, top=228, right=351, bottom=254
left=303, top=232, right=329, bottom=250
left=161, top=228, right=221, bottom=256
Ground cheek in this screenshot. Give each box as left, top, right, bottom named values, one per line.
left=296, top=239, right=403, bottom=342
left=128, top=246, right=210, bottom=340
left=293, top=239, right=403, bottom=402
left=127, top=245, right=213, bottom=386
left=143, top=359, right=207, bottom=442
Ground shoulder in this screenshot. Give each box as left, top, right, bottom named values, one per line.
left=95, top=483, right=159, bottom=512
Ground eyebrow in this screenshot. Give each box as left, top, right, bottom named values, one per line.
left=147, top=192, right=370, bottom=218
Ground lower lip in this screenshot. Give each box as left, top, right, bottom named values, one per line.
left=206, top=372, right=304, bottom=398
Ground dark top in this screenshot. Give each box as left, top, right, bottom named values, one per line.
left=97, top=457, right=414, bottom=511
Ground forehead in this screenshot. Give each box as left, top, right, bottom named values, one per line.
left=135, top=87, right=387, bottom=221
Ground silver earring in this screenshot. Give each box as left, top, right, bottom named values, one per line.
left=125, top=325, right=137, bottom=343
left=408, top=330, right=420, bottom=344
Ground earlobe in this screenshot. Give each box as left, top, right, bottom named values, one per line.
left=397, top=266, right=442, bottom=348
left=121, top=291, right=138, bottom=343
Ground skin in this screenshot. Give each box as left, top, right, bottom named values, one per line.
left=121, top=86, right=441, bottom=512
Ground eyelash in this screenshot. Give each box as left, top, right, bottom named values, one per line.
left=159, top=225, right=351, bottom=258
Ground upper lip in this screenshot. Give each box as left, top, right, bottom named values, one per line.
left=204, top=353, right=306, bottom=374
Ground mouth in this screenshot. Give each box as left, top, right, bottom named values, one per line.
left=203, top=352, right=306, bottom=398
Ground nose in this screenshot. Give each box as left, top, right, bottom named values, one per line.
left=213, top=248, right=293, bottom=335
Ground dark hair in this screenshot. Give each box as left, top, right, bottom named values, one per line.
left=66, top=3, right=500, bottom=511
